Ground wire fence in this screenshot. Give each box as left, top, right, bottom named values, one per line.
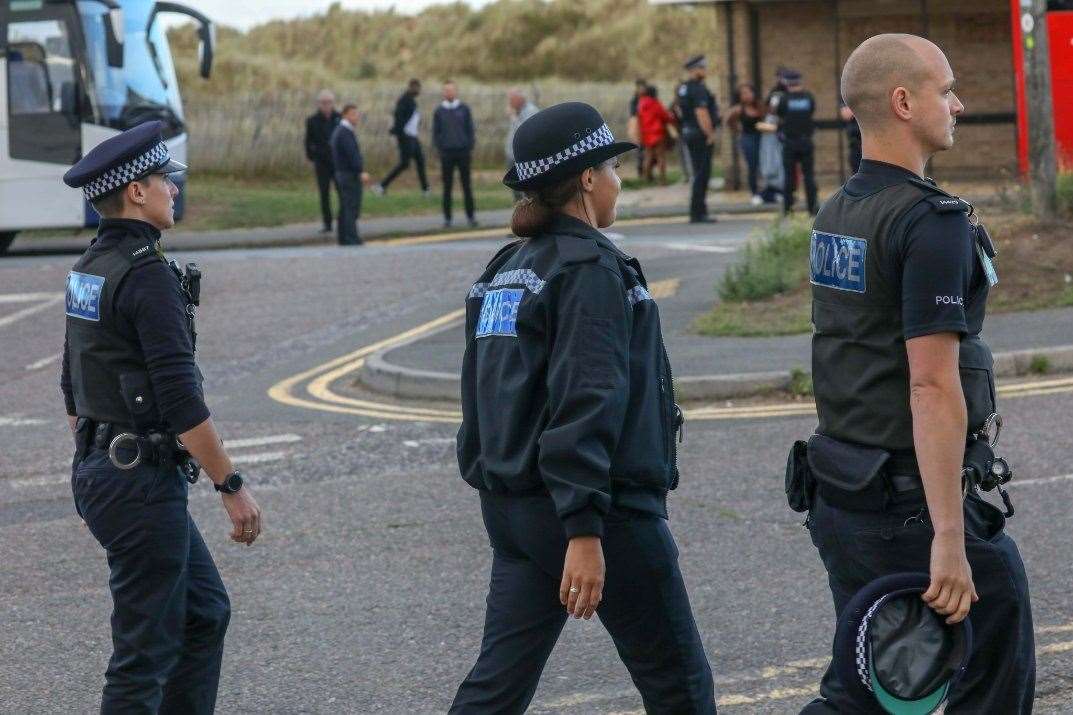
left=185, top=81, right=656, bottom=177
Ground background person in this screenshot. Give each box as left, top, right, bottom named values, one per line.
left=304, top=89, right=341, bottom=233
left=505, top=88, right=539, bottom=201
left=330, top=103, right=371, bottom=246
left=772, top=69, right=818, bottom=215
left=375, top=78, right=430, bottom=196
left=433, top=80, right=478, bottom=228
left=677, top=54, right=719, bottom=223
left=637, top=85, right=675, bottom=184
left=725, top=82, right=765, bottom=204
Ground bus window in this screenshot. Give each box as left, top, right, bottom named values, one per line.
left=6, top=18, right=80, bottom=164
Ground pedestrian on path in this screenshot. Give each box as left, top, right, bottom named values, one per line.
left=433, top=81, right=477, bottom=228
left=330, top=104, right=371, bottom=246
left=504, top=88, right=539, bottom=201
left=60, top=120, right=262, bottom=713
left=304, top=89, right=341, bottom=233
left=375, top=79, right=430, bottom=196
left=796, top=33, right=1034, bottom=713
left=451, top=102, right=716, bottom=714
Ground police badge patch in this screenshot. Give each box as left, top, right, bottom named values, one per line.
left=810, top=231, right=867, bottom=294
left=476, top=288, right=523, bottom=338
left=66, top=272, right=105, bottom=321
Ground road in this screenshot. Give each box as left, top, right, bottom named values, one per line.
left=1, top=218, right=1071, bottom=713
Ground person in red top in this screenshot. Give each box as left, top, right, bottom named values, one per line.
left=637, top=86, right=676, bottom=183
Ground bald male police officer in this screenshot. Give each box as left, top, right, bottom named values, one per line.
left=62, top=121, right=262, bottom=713
left=677, top=54, right=719, bottom=223
left=794, top=34, right=1034, bottom=713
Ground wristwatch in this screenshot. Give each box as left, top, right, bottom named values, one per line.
left=214, top=470, right=244, bottom=494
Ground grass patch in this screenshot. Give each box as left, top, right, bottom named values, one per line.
left=620, top=170, right=684, bottom=191
left=1028, top=355, right=1051, bottom=375
left=1058, top=171, right=1073, bottom=218
left=789, top=368, right=814, bottom=397
left=180, top=173, right=515, bottom=232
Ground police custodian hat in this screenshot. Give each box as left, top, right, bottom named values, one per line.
left=683, top=54, right=707, bottom=70
left=63, top=120, right=186, bottom=202
left=503, top=102, right=636, bottom=192
left=833, top=573, right=972, bottom=714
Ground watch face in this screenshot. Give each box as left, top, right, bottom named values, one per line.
left=227, top=473, right=243, bottom=491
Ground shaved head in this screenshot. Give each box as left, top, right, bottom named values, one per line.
left=841, top=34, right=949, bottom=129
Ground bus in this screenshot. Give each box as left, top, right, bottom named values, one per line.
left=0, top=0, right=214, bottom=254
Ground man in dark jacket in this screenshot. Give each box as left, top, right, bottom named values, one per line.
left=304, top=90, right=341, bottom=233
left=330, top=104, right=370, bottom=246
left=432, top=80, right=477, bottom=228
left=375, top=79, right=430, bottom=196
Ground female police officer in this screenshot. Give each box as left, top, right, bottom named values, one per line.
left=450, top=102, right=716, bottom=714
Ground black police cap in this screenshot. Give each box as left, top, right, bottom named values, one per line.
left=503, top=102, right=635, bottom=192
left=684, top=54, right=707, bottom=70
left=63, top=121, right=186, bottom=202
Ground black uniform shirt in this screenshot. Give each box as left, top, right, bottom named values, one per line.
left=677, top=78, right=718, bottom=130
left=61, top=219, right=209, bottom=433
left=844, top=160, right=988, bottom=340
left=774, top=90, right=816, bottom=140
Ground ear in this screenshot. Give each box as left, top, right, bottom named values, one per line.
left=891, top=86, right=912, bottom=122
left=579, top=167, right=596, bottom=193
left=127, top=180, right=147, bottom=206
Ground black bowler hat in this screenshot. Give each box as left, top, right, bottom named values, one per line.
left=503, top=102, right=636, bottom=192
left=63, top=120, right=186, bottom=202
left=834, top=573, right=972, bottom=714
left=684, top=54, right=707, bottom=70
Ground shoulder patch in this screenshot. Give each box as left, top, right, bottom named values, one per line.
left=924, top=195, right=969, bottom=213
left=555, top=235, right=600, bottom=265
left=810, top=231, right=867, bottom=294
left=66, top=272, right=105, bottom=321
left=475, top=288, right=523, bottom=338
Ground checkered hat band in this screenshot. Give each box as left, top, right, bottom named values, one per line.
left=855, top=596, right=889, bottom=692
left=514, top=124, right=615, bottom=181
left=82, top=141, right=170, bottom=201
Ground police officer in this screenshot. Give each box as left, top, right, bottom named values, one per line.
left=798, top=34, right=1034, bottom=713
left=772, top=69, right=818, bottom=215
left=451, top=102, right=716, bottom=714
left=61, top=121, right=263, bottom=713
left=677, top=54, right=719, bottom=223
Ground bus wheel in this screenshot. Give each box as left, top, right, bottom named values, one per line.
left=0, top=232, right=16, bottom=256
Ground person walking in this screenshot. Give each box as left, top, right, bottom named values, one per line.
left=637, top=85, right=676, bottom=184
left=330, top=103, right=371, bottom=246
left=304, top=89, right=341, bottom=233
left=375, top=79, right=430, bottom=196
left=505, top=88, right=539, bottom=201
left=433, top=81, right=477, bottom=228
left=725, top=83, right=765, bottom=204
left=450, top=101, right=716, bottom=714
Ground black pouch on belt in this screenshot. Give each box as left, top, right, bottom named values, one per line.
left=785, top=440, right=814, bottom=512
left=806, top=434, right=891, bottom=511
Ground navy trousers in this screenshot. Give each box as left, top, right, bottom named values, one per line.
left=451, top=492, right=716, bottom=714
left=801, top=491, right=1035, bottom=714
left=781, top=137, right=818, bottom=215
left=684, top=131, right=713, bottom=220
left=72, top=444, right=230, bottom=715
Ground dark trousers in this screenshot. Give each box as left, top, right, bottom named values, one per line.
left=685, top=131, right=713, bottom=220
left=313, top=160, right=334, bottom=230
left=451, top=492, right=716, bottom=714
left=441, top=150, right=475, bottom=223
left=72, top=445, right=230, bottom=715
left=782, top=138, right=818, bottom=215
left=335, top=171, right=364, bottom=245
left=738, top=133, right=761, bottom=195
left=801, top=491, right=1035, bottom=714
left=381, top=135, right=429, bottom=191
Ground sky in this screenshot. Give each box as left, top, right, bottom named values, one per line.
left=169, top=1, right=491, bottom=31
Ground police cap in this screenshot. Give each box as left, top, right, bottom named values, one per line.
left=782, top=68, right=803, bottom=83
left=683, top=54, right=707, bottom=70
left=63, top=121, right=186, bottom=202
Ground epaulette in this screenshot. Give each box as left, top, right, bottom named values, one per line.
left=907, top=177, right=972, bottom=214
left=485, top=239, right=525, bottom=269
left=555, top=235, right=600, bottom=265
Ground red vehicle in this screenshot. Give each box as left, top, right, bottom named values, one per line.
left=1011, top=0, right=1073, bottom=172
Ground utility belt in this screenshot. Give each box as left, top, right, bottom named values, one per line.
left=785, top=413, right=1014, bottom=518
left=76, top=418, right=202, bottom=484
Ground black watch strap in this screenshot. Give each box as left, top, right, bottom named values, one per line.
left=214, top=470, right=244, bottom=494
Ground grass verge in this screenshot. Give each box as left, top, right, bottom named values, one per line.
left=695, top=210, right=1073, bottom=338
left=180, top=172, right=516, bottom=232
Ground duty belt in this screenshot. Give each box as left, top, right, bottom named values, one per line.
left=85, top=420, right=201, bottom=483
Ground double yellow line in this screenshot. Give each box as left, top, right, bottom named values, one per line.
left=269, top=313, right=1073, bottom=424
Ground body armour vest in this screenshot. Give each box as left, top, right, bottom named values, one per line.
left=811, top=180, right=996, bottom=452
left=66, top=234, right=179, bottom=427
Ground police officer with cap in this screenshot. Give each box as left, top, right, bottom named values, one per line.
left=61, top=120, right=262, bottom=713
left=792, top=34, right=1034, bottom=712
left=451, top=102, right=716, bottom=713
left=677, top=54, right=720, bottom=223
left=772, top=68, right=818, bottom=215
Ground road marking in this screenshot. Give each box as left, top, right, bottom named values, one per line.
left=224, top=434, right=302, bottom=449
left=403, top=438, right=456, bottom=448
left=0, top=292, right=61, bottom=303
left=0, top=295, right=63, bottom=328
left=1040, top=640, right=1073, bottom=654
left=1010, top=473, right=1073, bottom=487
left=648, top=278, right=681, bottom=299
left=664, top=241, right=740, bottom=254
left=1038, top=624, right=1073, bottom=634
left=25, top=353, right=63, bottom=371
left=230, top=450, right=289, bottom=465
left=8, top=474, right=67, bottom=489
left=0, top=416, right=48, bottom=427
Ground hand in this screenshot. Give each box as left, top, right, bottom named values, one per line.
left=923, top=532, right=978, bottom=623
left=705, top=132, right=717, bottom=146
left=221, top=488, right=262, bottom=546
left=559, top=536, right=605, bottom=620
left=361, top=172, right=372, bottom=186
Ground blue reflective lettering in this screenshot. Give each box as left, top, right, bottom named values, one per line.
left=476, top=288, right=523, bottom=338
left=810, top=232, right=867, bottom=293
left=65, top=272, right=105, bottom=321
